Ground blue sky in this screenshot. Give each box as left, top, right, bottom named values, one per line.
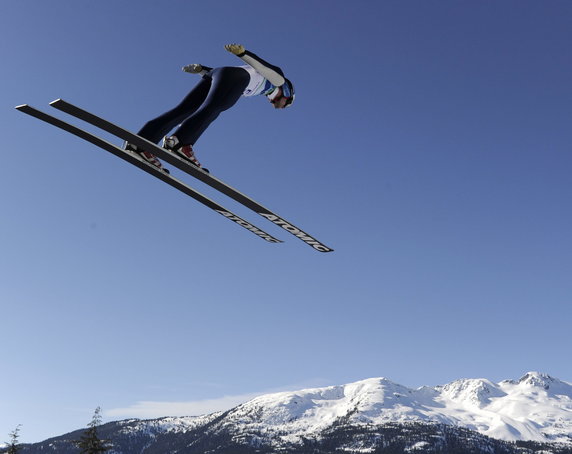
left=1, top=0, right=571, bottom=444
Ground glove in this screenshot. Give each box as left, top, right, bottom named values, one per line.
left=224, top=43, right=245, bottom=56
left=182, top=64, right=203, bottom=74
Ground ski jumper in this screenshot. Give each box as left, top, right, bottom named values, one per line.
left=137, top=50, right=291, bottom=146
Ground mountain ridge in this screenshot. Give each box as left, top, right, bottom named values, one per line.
left=214, top=371, right=572, bottom=444
left=10, top=371, right=572, bottom=454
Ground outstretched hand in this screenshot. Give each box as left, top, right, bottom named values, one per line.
left=225, top=43, right=245, bottom=55
left=182, top=64, right=203, bottom=73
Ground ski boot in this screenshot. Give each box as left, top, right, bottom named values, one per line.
left=124, top=142, right=169, bottom=174
left=163, top=136, right=209, bottom=173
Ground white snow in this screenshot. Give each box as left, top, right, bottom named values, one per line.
left=219, top=371, right=572, bottom=445
left=115, top=371, right=572, bottom=447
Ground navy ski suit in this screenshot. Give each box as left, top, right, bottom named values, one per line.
left=137, top=50, right=291, bottom=146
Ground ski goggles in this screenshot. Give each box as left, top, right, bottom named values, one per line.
left=268, top=87, right=294, bottom=107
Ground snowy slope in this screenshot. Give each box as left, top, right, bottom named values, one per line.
left=216, top=371, right=572, bottom=445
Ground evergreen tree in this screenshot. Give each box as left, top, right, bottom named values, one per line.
left=5, top=425, right=21, bottom=454
left=75, top=407, right=111, bottom=454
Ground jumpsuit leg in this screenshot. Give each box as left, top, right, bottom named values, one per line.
left=173, top=66, right=250, bottom=146
left=137, top=76, right=212, bottom=144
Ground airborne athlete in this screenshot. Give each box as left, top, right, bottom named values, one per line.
left=125, top=43, right=295, bottom=173
left=16, top=44, right=332, bottom=251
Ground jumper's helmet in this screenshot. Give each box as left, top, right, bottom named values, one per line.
left=267, top=79, right=295, bottom=108
left=281, top=78, right=295, bottom=107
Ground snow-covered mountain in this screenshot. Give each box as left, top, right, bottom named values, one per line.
left=219, top=371, right=572, bottom=445
left=15, top=372, right=572, bottom=454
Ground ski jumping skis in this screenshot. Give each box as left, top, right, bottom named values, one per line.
left=15, top=103, right=282, bottom=245
left=16, top=100, right=333, bottom=252
left=48, top=99, right=333, bottom=253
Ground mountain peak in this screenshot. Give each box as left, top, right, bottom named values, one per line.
left=440, top=378, right=505, bottom=408
left=518, top=371, right=556, bottom=389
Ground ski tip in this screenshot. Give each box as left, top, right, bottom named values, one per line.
left=15, top=104, right=29, bottom=111
left=49, top=98, right=64, bottom=106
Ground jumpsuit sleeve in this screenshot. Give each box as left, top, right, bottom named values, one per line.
left=235, top=50, right=286, bottom=87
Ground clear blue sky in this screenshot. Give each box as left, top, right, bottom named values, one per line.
left=1, top=0, right=571, bottom=444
